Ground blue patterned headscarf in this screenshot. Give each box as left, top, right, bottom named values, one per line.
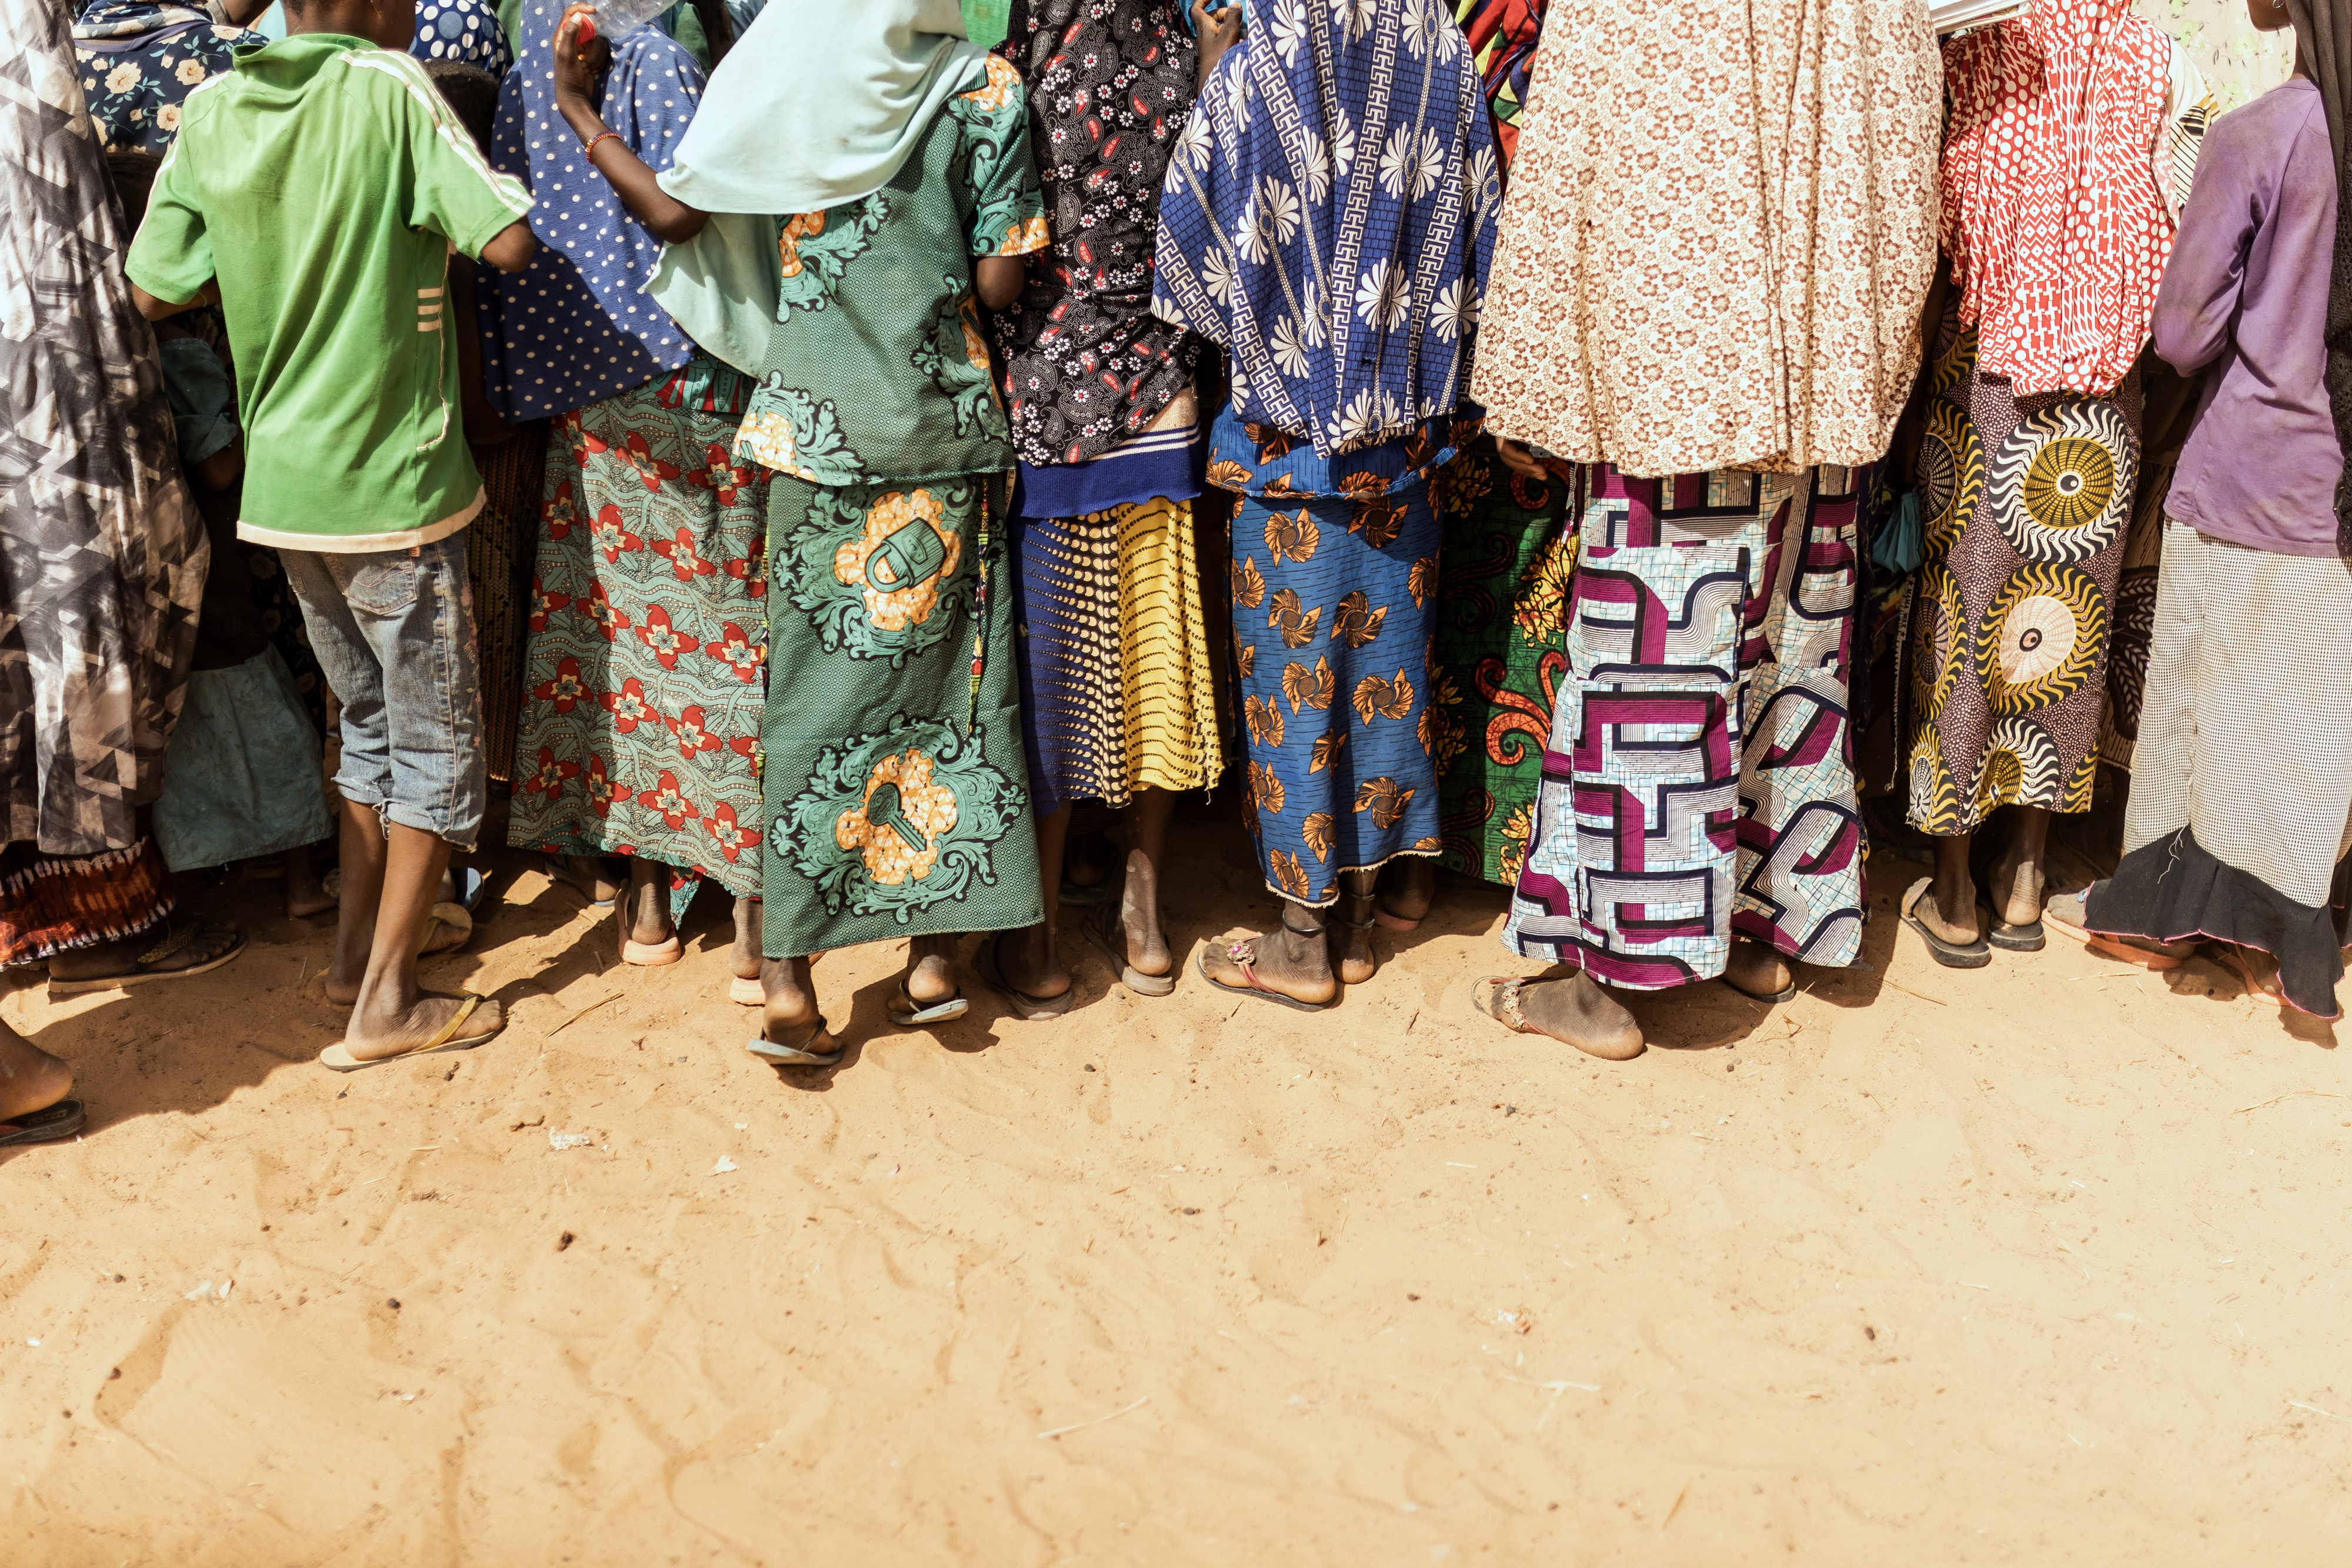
left=412, top=0, right=512, bottom=75
left=477, top=0, right=705, bottom=419
left=1150, top=0, right=1499, bottom=459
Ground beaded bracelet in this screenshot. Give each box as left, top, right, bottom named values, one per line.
left=584, top=130, right=622, bottom=161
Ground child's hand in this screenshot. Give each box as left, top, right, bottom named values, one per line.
left=552, top=6, right=610, bottom=113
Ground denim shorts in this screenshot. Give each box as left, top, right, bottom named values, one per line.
left=279, top=535, right=485, bottom=849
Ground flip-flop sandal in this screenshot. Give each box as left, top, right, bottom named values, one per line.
left=746, top=1019, right=842, bottom=1067
left=1901, top=878, right=1990, bottom=969
left=0, top=1098, right=85, bottom=1147
left=2043, top=895, right=2191, bottom=971
left=319, top=992, right=500, bottom=1071
left=975, top=932, right=1075, bottom=1019
left=418, top=901, right=473, bottom=957
left=888, top=986, right=970, bottom=1027
left=48, top=921, right=246, bottom=995
left=1725, top=974, right=1797, bottom=1004
left=729, top=974, right=764, bottom=1007
left=540, top=856, right=617, bottom=911
left=1476, top=976, right=1535, bottom=1034
left=1196, top=939, right=1335, bottom=1012
left=620, top=933, right=683, bottom=967
left=1083, top=902, right=1175, bottom=998
left=1978, top=900, right=2046, bottom=952
left=2220, top=945, right=2288, bottom=1008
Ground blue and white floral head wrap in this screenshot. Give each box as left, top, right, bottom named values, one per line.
left=1150, top=0, right=1499, bottom=458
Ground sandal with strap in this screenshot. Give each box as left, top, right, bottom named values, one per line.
left=319, top=991, right=502, bottom=1071
left=1476, top=976, right=1534, bottom=1034
left=48, top=920, right=246, bottom=995
left=1197, top=918, right=1337, bottom=1012
left=747, top=1018, right=843, bottom=1067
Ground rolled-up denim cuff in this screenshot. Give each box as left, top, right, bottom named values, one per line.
left=385, top=799, right=479, bottom=854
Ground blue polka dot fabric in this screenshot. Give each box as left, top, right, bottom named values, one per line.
left=410, top=0, right=511, bottom=75
left=476, top=0, right=704, bottom=421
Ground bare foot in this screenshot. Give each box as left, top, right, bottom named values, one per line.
left=283, top=842, right=335, bottom=920
left=1725, top=938, right=1792, bottom=1001
left=1335, top=892, right=1378, bottom=987
left=1913, top=879, right=1984, bottom=948
left=617, top=859, right=676, bottom=957
left=1983, top=848, right=2046, bottom=930
left=731, top=897, right=763, bottom=987
left=998, top=921, right=1072, bottom=1005
left=1115, top=848, right=1172, bottom=979
left=48, top=920, right=243, bottom=985
left=0, top=1019, right=73, bottom=1121
left=1201, top=912, right=1336, bottom=1006
left=339, top=987, right=505, bottom=1062
left=756, top=953, right=841, bottom=1062
left=550, top=854, right=623, bottom=907
left=1505, top=971, right=1644, bottom=1059
left=1377, top=857, right=1436, bottom=927
left=904, top=932, right=961, bottom=1010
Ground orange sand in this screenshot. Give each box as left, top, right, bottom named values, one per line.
left=6, top=826, right=2352, bottom=1563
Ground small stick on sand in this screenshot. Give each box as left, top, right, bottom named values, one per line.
left=1661, top=1482, right=1689, bottom=1532
left=1037, top=1395, right=1148, bottom=1440
left=547, top=993, right=622, bottom=1037
left=1883, top=979, right=1947, bottom=1007
left=2234, top=1091, right=2350, bottom=1114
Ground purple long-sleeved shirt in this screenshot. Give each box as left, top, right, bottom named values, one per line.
left=2156, top=78, right=2346, bottom=556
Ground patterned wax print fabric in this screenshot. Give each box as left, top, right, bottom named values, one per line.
left=1150, top=0, right=1501, bottom=462
left=1454, top=0, right=1547, bottom=165
left=758, top=471, right=1044, bottom=959
left=733, top=57, right=1047, bottom=486
left=1011, top=494, right=1223, bottom=817
left=1504, top=466, right=1867, bottom=988
left=1904, top=312, right=2143, bottom=833
left=2084, top=519, right=2352, bottom=1018
left=1228, top=474, right=1445, bottom=909
left=1471, top=0, right=1941, bottom=477
left=480, top=6, right=704, bottom=420
left=1939, top=0, right=2181, bottom=398
left=990, top=0, right=1201, bottom=469
left=72, top=3, right=266, bottom=155
left=1428, top=441, right=1574, bottom=887
left=1203, top=400, right=1476, bottom=503
left=5, top=0, right=207, bottom=858
left=509, top=360, right=771, bottom=911
left=0, top=840, right=175, bottom=965
left=412, top=0, right=512, bottom=75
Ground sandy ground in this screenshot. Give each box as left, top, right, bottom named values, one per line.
left=5, top=813, right=2352, bottom=1566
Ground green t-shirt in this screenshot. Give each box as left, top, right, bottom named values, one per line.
left=127, top=35, right=533, bottom=552
left=733, top=54, right=1048, bottom=487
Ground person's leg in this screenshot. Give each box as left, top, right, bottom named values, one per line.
left=1334, top=867, right=1380, bottom=985
left=335, top=539, right=502, bottom=1053
left=1984, top=805, right=2052, bottom=928
left=1114, top=787, right=1177, bottom=979
left=283, top=839, right=333, bottom=920
left=1506, top=969, right=1645, bottom=1059
left=323, top=797, right=386, bottom=1004
left=999, top=804, right=1074, bottom=1002
left=732, top=897, right=763, bottom=995
left=1917, top=827, right=1984, bottom=945
left=550, top=855, right=624, bottom=906
left=1725, top=938, right=1793, bottom=1000
left=1200, top=898, right=1337, bottom=1005
left=0, top=1017, right=72, bottom=1122
left=617, top=857, right=679, bottom=959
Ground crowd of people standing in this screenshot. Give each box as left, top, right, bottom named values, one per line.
left=2, top=0, right=2347, bottom=1144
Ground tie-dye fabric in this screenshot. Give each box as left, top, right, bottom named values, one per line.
left=1504, top=466, right=1867, bottom=988
left=1150, top=0, right=1501, bottom=460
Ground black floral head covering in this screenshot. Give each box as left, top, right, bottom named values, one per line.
left=989, top=0, right=1201, bottom=469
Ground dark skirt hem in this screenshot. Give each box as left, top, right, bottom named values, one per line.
left=2083, top=825, right=2347, bottom=1019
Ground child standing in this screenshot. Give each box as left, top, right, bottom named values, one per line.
left=126, top=0, right=538, bottom=1068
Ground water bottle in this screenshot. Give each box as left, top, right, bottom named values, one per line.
left=568, top=0, right=670, bottom=48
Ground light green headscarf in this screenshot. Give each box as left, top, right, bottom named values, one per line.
left=649, top=0, right=990, bottom=373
